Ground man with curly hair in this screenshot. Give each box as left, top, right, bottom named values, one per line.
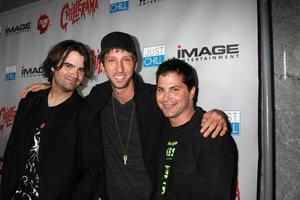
left=1, top=40, right=95, bottom=200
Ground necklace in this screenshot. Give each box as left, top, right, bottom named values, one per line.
left=111, top=97, right=135, bottom=166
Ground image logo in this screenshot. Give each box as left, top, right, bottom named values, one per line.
left=21, top=65, right=43, bottom=78
left=110, top=0, right=129, bottom=13
left=0, top=106, right=17, bottom=132
left=60, top=0, right=99, bottom=31
left=5, top=65, right=16, bottom=81
left=138, top=0, right=163, bottom=6
left=177, top=44, right=239, bottom=63
left=143, top=45, right=165, bottom=67
left=5, top=22, right=31, bottom=36
left=224, top=110, right=241, bottom=136
left=37, top=14, right=51, bottom=34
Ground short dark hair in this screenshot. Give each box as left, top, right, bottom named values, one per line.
left=41, top=40, right=94, bottom=82
left=156, top=58, right=199, bottom=104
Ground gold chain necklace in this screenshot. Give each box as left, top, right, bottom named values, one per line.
left=111, top=97, right=135, bottom=166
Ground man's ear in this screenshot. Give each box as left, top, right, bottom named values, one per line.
left=100, top=62, right=106, bottom=72
left=51, top=67, right=55, bottom=72
left=134, top=62, right=138, bottom=71
left=190, top=86, right=196, bottom=101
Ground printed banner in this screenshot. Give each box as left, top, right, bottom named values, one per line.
left=0, top=0, right=258, bottom=199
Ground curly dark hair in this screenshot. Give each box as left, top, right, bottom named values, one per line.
left=41, top=40, right=95, bottom=83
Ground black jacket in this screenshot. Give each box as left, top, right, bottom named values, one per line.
left=1, top=89, right=94, bottom=200
left=82, top=74, right=166, bottom=199
left=155, top=108, right=237, bottom=200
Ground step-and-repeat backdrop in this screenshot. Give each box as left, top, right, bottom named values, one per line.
left=0, top=0, right=258, bottom=199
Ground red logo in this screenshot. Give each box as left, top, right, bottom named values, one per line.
left=37, top=14, right=51, bottom=34
left=60, top=0, right=99, bottom=31
left=40, top=122, right=46, bottom=129
left=0, top=106, right=17, bottom=132
left=235, top=179, right=240, bottom=200
left=90, top=49, right=104, bottom=75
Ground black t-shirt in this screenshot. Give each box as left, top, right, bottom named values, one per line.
left=157, top=108, right=203, bottom=200
left=13, top=93, right=76, bottom=200
left=101, top=96, right=151, bottom=200
left=155, top=107, right=237, bottom=200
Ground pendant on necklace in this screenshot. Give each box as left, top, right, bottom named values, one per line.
left=123, top=154, right=128, bottom=165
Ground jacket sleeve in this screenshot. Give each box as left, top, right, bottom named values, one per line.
left=3, top=96, right=29, bottom=153
left=193, top=135, right=238, bottom=200
left=67, top=106, right=107, bottom=200
left=1, top=94, right=33, bottom=199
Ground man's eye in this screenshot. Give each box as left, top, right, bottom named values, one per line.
left=124, top=57, right=133, bottom=62
left=107, top=59, right=115, bottom=63
left=157, top=88, right=163, bottom=92
left=78, top=68, right=85, bottom=73
left=64, top=63, right=73, bottom=68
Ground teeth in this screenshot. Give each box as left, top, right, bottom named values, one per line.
left=163, top=104, right=175, bottom=109
left=115, top=75, right=125, bottom=80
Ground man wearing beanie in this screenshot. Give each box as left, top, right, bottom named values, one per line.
left=81, top=31, right=229, bottom=200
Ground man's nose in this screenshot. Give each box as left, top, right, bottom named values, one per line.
left=116, top=60, right=124, bottom=72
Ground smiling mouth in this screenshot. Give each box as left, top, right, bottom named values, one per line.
left=114, top=75, right=126, bottom=81
left=66, top=79, right=78, bottom=85
left=162, top=103, right=176, bottom=110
